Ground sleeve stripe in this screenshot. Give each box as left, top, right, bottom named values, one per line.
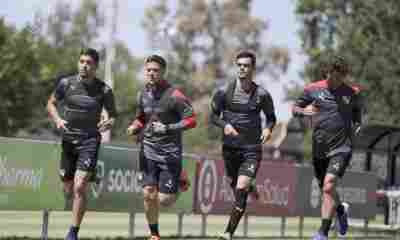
left=183, top=115, right=197, bottom=129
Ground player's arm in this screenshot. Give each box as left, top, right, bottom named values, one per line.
left=166, top=89, right=197, bottom=132
left=260, top=91, right=277, bottom=143
left=292, top=87, right=316, bottom=117
left=98, top=86, right=118, bottom=132
left=352, top=90, right=365, bottom=135
left=127, top=91, right=146, bottom=135
left=46, top=78, right=68, bottom=130
left=209, top=89, right=228, bottom=128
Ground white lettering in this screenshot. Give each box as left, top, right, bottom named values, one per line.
left=0, top=156, right=43, bottom=190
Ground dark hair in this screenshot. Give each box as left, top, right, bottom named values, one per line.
left=144, top=54, right=167, bottom=71
left=80, top=48, right=100, bottom=65
left=235, top=50, right=256, bottom=66
left=329, top=55, right=349, bottom=75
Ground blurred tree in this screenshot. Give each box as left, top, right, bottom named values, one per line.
left=6, top=0, right=142, bottom=140
left=142, top=0, right=290, bottom=97
left=142, top=0, right=290, bottom=147
left=0, top=19, right=41, bottom=136
left=295, top=0, right=400, bottom=125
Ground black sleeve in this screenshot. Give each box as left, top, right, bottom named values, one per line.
left=292, top=88, right=315, bottom=117
left=209, top=89, right=228, bottom=128
left=352, top=92, right=364, bottom=126
left=54, top=78, right=69, bottom=101
left=261, top=91, right=277, bottom=130
left=103, top=86, right=118, bottom=118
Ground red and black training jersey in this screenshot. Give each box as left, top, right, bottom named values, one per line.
left=131, top=80, right=196, bottom=163
left=293, top=80, right=364, bottom=155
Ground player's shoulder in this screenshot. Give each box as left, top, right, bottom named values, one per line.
left=254, top=82, right=271, bottom=97
left=95, top=78, right=113, bottom=94
left=304, top=79, right=328, bottom=91
left=348, top=83, right=362, bottom=94
left=171, top=87, right=190, bottom=101
left=58, top=74, right=77, bottom=87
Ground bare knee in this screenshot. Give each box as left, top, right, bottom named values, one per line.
left=143, top=186, right=158, bottom=203
left=73, top=176, right=89, bottom=198
left=159, top=193, right=177, bottom=207
left=322, top=177, right=336, bottom=196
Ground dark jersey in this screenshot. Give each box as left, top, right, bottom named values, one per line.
left=292, top=80, right=363, bottom=156
left=210, top=79, right=277, bottom=148
left=54, top=75, right=117, bottom=134
left=131, top=80, right=196, bottom=163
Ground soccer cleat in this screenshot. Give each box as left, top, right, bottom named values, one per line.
left=148, top=235, right=160, bottom=240
left=179, top=169, right=190, bottom=192
left=311, top=231, right=328, bottom=240
left=336, top=202, right=349, bottom=236
left=65, top=228, right=78, bottom=240
left=218, top=232, right=232, bottom=240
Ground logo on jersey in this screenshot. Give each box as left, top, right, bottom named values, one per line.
left=342, top=96, right=350, bottom=104
left=247, top=164, right=255, bottom=173
left=165, top=179, right=173, bottom=189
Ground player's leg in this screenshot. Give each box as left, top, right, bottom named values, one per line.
left=67, top=135, right=100, bottom=240
left=328, top=152, right=352, bottom=236
left=223, top=148, right=261, bottom=238
left=142, top=158, right=161, bottom=239
left=219, top=146, right=241, bottom=240
left=312, top=156, right=330, bottom=240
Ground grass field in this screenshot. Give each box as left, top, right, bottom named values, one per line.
left=0, top=211, right=396, bottom=240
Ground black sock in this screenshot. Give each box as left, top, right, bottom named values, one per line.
left=319, top=219, right=332, bottom=236
left=70, top=226, right=80, bottom=234
left=336, top=203, right=345, bottom=215
left=225, top=207, right=244, bottom=235
left=225, top=189, right=248, bottom=235
left=149, top=223, right=159, bottom=236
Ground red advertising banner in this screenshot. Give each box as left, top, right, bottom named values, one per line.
left=193, top=159, right=298, bottom=216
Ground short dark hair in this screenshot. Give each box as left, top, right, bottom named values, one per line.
left=329, top=55, right=349, bottom=75
left=235, top=50, right=256, bottom=66
left=144, top=54, right=167, bottom=71
left=80, top=48, right=100, bottom=65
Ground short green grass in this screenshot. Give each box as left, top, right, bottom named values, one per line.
left=0, top=211, right=394, bottom=239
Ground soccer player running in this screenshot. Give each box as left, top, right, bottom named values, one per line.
left=126, top=55, right=196, bottom=240
left=210, top=50, right=277, bottom=240
left=292, top=56, right=364, bottom=240
left=47, top=48, right=117, bottom=240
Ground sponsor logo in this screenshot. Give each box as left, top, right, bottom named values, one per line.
left=0, top=155, right=43, bottom=190
left=197, top=160, right=218, bottom=214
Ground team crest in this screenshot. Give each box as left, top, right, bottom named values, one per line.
left=342, top=96, right=350, bottom=104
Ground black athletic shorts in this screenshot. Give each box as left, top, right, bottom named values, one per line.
left=222, top=145, right=262, bottom=188
left=313, top=151, right=352, bottom=189
left=59, top=133, right=101, bottom=181
left=140, top=153, right=182, bottom=194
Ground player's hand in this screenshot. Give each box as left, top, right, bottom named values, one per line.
left=98, top=117, right=115, bottom=132
left=302, top=104, right=319, bottom=116
left=55, top=118, right=68, bottom=131
left=152, top=121, right=168, bottom=134
left=260, top=128, right=272, bottom=144
left=224, top=124, right=239, bottom=136
left=126, top=124, right=138, bottom=136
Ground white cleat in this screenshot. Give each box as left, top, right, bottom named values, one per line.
left=217, top=232, right=232, bottom=240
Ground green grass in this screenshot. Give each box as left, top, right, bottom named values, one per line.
left=0, top=211, right=395, bottom=239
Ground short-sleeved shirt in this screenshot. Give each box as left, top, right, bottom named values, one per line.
left=133, top=80, right=196, bottom=163
left=293, top=79, right=363, bottom=156
left=54, top=74, right=117, bottom=134
left=210, top=79, right=277, bottom=148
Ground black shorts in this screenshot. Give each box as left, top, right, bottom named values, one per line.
left=140, top=153, right=182, bottom=194
left=59, top=134, right=101, bottom=181
left=313, top=151, right=352, bottom=189
left=222, top=145, right=261, bottom=188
